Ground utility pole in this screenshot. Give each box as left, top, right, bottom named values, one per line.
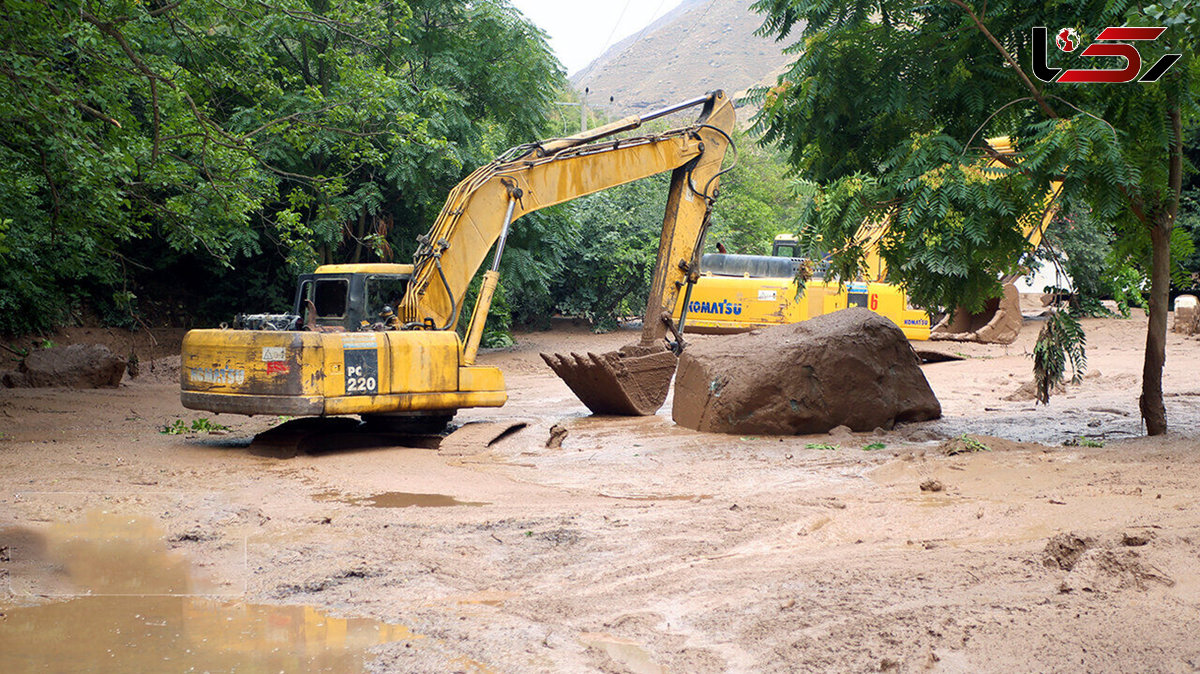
left=552, top=87, right=590, bottom=134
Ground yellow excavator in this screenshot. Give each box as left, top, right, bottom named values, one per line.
left=181, top=91, right=736, bottom=421
left=674, top=233, right=933, bottom=340
left=671, top=137, right=1061, bottom=344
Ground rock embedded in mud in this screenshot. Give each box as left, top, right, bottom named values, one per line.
left=1121, top=532, right=1152, bottom=547
left=1043, top=532, right=1093, bottom=571
left=545, top=423, right=568, bottom=449
left=672, top=309, right=942, bottom=434
left=1, top=370, right=29, bottom=388
left=9, top=344, right=127, bottom=389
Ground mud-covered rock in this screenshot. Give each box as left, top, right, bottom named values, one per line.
left=1043, top=532, right=1093, bottom=571
left=1, top=370, right=29, bottom=388
left=672, top=308, right=941, bottom=434
left=17, top=344, right=126, bottom=388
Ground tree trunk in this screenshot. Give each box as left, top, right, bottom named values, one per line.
left=351, top=209, right=366, bottom=264
left=1140, top=104, right=1186, bottom=435
left=1140, top=221, right=1170, bottom=435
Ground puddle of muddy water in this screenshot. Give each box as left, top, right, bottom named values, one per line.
left=580, top=632, right=664, bottom=674
left=454, top=590, right=520, bottom=607
left=314, top=490, right=488, bottom=508
left=599, top=493, right=713, bottom=502
left=0, top=513, right=416, bottom=673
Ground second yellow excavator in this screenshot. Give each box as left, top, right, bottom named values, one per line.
left=671, top=138, right=1062, bottom=345
left=181, top=91, right=736, bottom=421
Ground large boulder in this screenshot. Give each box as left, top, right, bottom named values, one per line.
left=11, top=344, right=127, bottom=388
left=672, top=308, right=941, bottom=434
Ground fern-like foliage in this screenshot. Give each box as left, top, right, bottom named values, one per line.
left=1032, top=310, right=1088, bottom=405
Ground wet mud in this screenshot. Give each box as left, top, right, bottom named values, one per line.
left=3, top=315, right=1200, bottom=671
left=0, top=514, right=415, bottom=674
left=579, top=632, right=665, bottom=674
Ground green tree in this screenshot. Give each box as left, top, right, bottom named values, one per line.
left=549, top=174, right=671, bottom=331
left=706, top=131, right=804, bottom=255
left=752, top=0, right=1198, bottom=435
left=0, top=0, right=563, bottom=335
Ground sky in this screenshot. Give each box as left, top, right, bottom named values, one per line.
left=510, top=0, right=687, bottom=75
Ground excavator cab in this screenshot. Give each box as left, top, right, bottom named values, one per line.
left=292, top=265, right=412, bottom=332
left=770, top=234, right=801, bottom=259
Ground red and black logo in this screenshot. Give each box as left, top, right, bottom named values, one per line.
left=1033, top=26, right=1181, bottom=83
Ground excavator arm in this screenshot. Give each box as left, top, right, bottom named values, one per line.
left=400, top=92, right=734, bottom=334
left=401, top=91, right=736, bottom=415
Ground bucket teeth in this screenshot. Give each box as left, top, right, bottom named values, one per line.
left=539, top=345, right=678, bottom=416
left=539, top=352, right=563, bottom=373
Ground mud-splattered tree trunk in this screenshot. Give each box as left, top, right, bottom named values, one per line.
left=1141, top=221, right=1171, bottom=435
left=1142, top=106, right=1185, bottom=436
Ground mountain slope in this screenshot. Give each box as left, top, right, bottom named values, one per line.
left=571, top=0, right=794, bottom=116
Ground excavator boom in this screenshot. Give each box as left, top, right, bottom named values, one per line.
left=401, top=93, right=733, bottom=334
left=403, top=91, right=735, bottom=416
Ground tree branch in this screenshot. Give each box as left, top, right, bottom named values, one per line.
left=147, top=1, right=184, bottom=17
left=944, top=0, right=1058, bottom=119
left=242, top=102, right=355, bottom=139
left=150, top=77, right=160, bottom=161
left=979, top=145, right=1020, bottom=169
left=0, top=61, right=124, bottom=128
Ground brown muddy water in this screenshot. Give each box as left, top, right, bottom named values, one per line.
left=0, top=513, right=414, bottom=673
left=314, top=490, right=489, bottom=508
left=579, top=632, right=665, bottom=674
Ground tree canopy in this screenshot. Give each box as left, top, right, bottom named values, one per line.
left=0, top=1, right=803, bottom=349
left=752, top=0, right=1198, bottom=433
left=0, top=0, right=563, bottom=335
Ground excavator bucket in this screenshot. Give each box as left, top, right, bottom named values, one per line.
left=930, top=282, right=1023, bottom=345
left=541, top=345, right=678, bottom=416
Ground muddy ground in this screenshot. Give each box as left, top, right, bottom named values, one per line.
left=2, top=315, right=1200, bottom=673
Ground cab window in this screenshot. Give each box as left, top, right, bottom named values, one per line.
left=772, top=243, right=799, bottom=258
left=367, top=276, right=409, bottom=316
left=313, top=279, right=348, bottom=318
